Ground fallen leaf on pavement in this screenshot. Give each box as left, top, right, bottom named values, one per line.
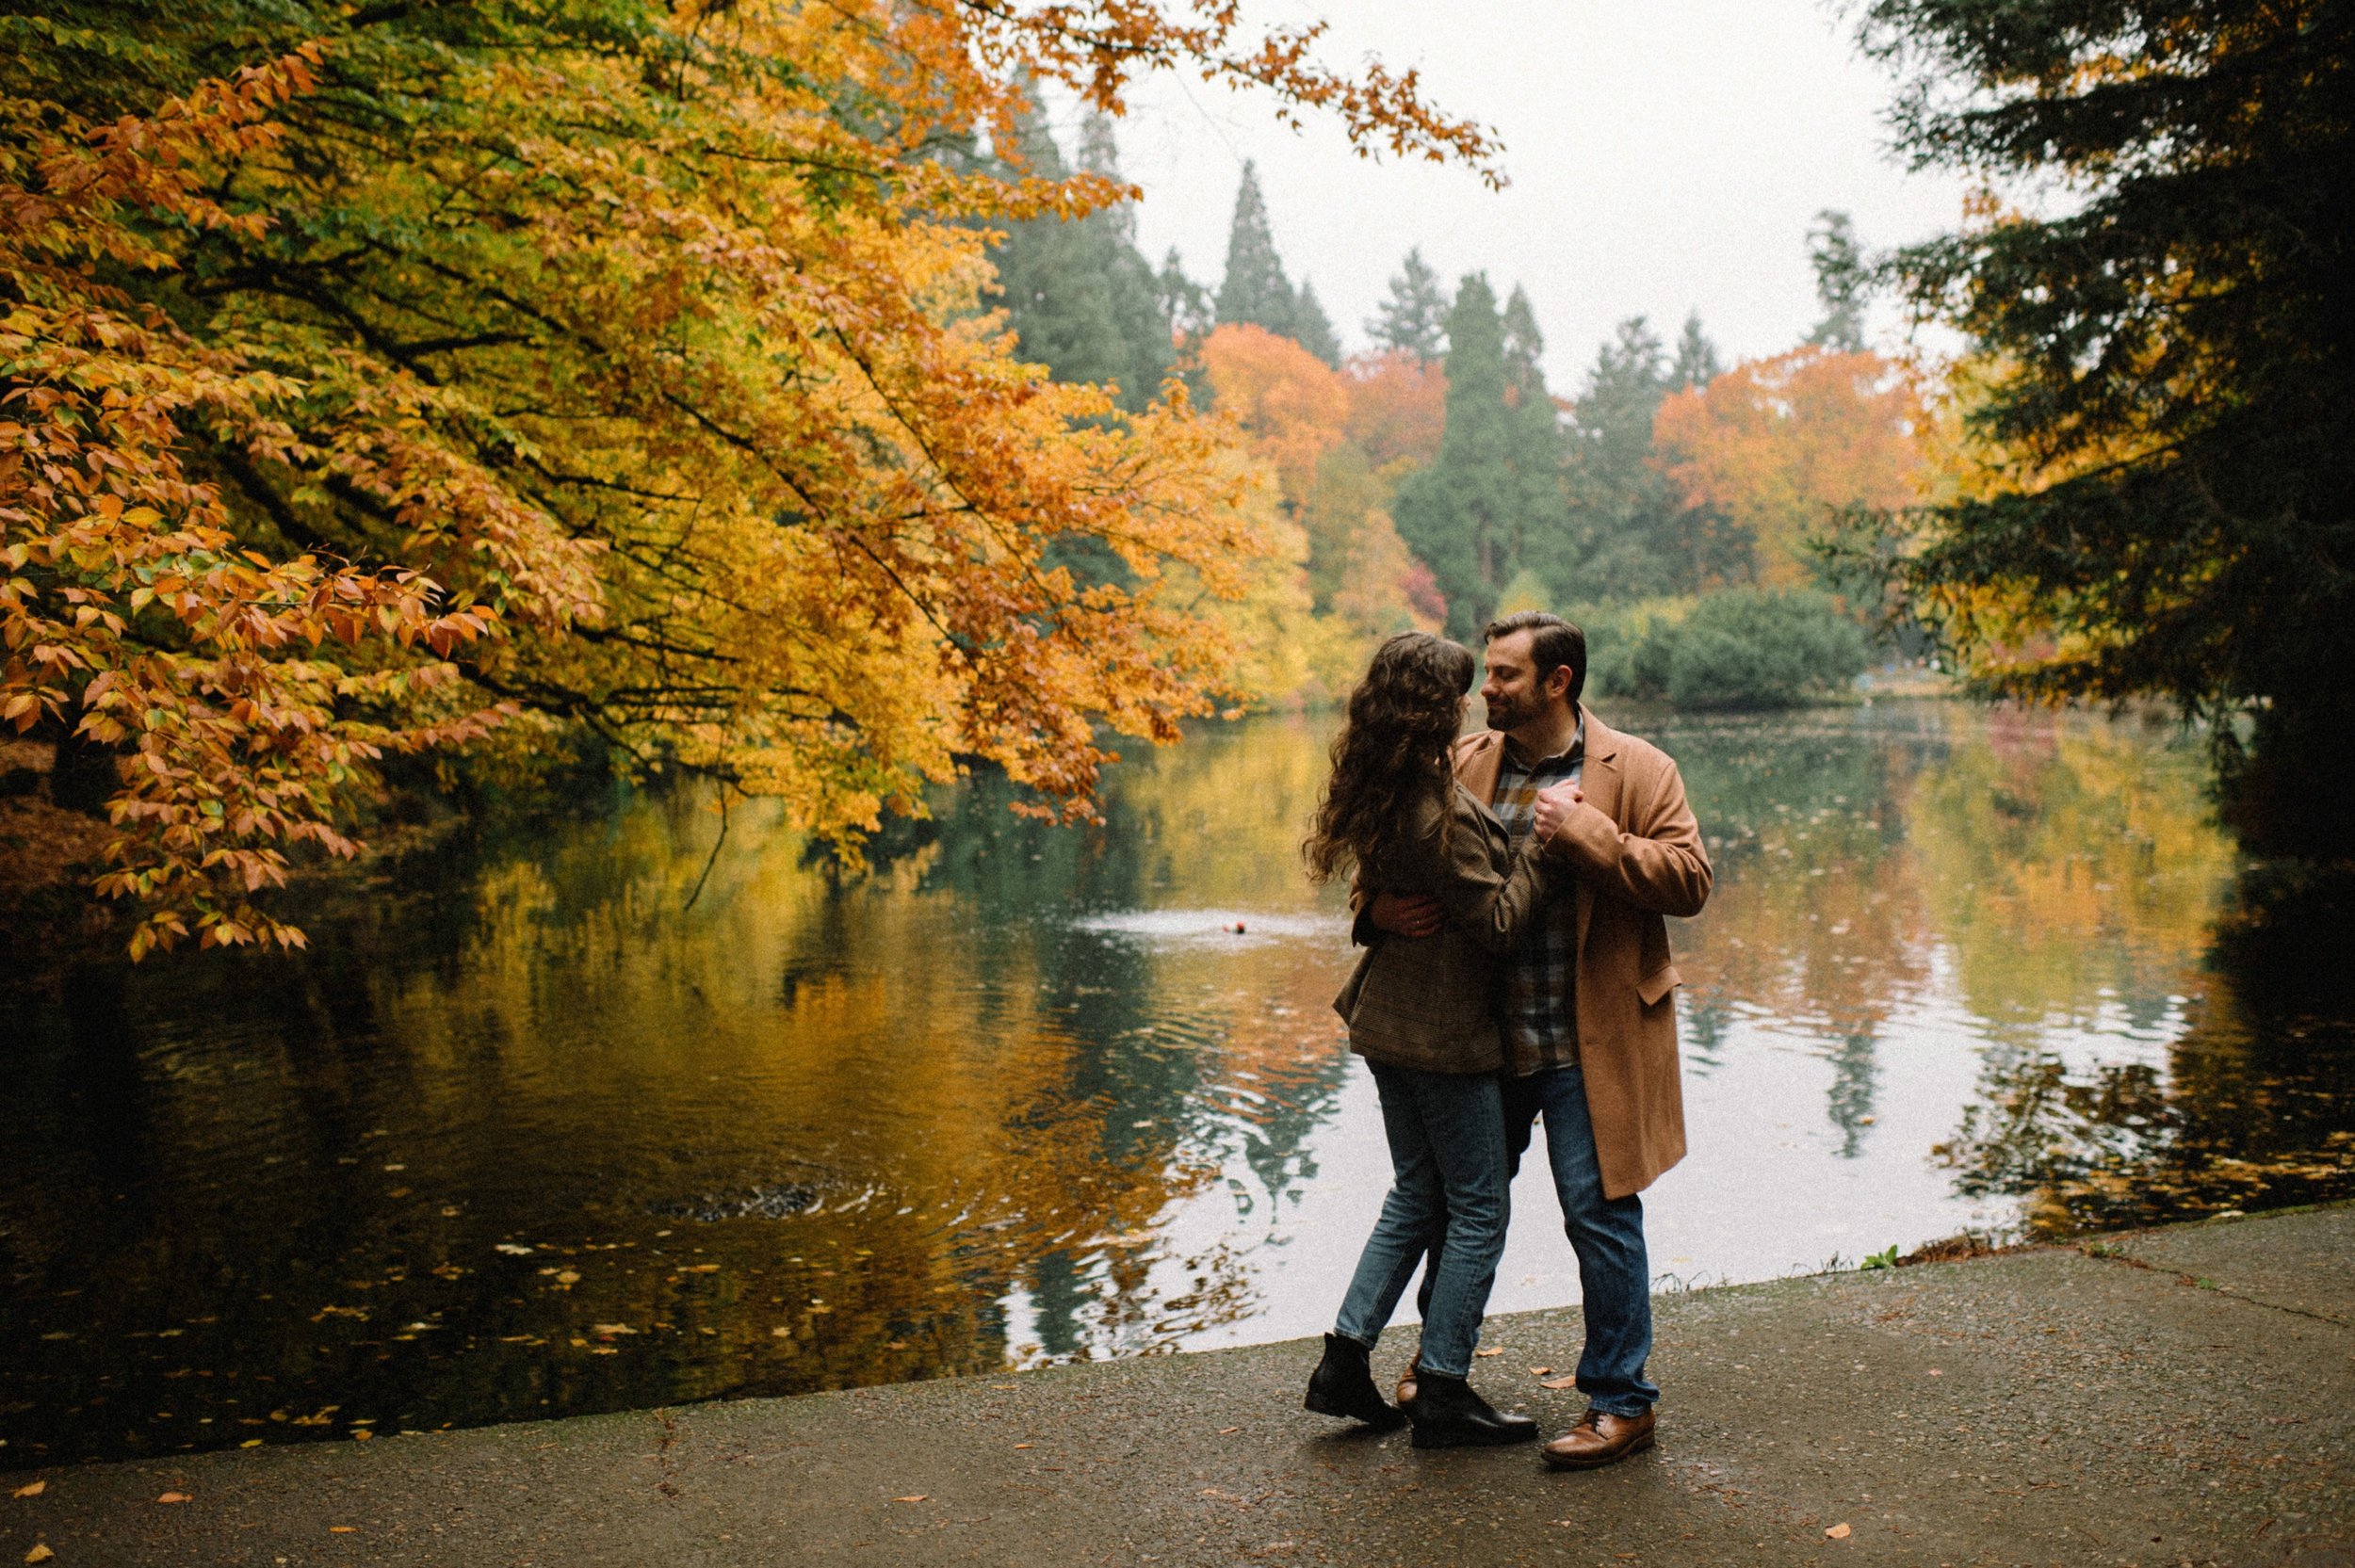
left=1529, top=1367, right=1552, bottom=1377
left=1827, top=1523, right=1852, bottom=1540
left=1473, top=1348, right=1503, bottom=1357
left=1013, top=1444, right=1032, bottom=1450
left=1218, top=1427, right=1239, bottom=1434
left=11, top=1482, right=42, bottom=1499
left=1540, top=1376, right=1579, bottom=1390
left=893, top=1495, right=927, bottom=1504
left=155, top=1493, right=189, bottom=1504
left=329, top=1526, right=355, bottom=1533
left=25, top=1545, right=54, bottom=1563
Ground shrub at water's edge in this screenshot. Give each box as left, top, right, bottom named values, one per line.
left=1581, top=589, right=1869, bottom=710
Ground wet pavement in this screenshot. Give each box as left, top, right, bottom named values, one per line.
left=7, top=1203, right=2348, bottom=1567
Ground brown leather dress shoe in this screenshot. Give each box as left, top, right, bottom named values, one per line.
left=1541, top=1407, right=1656, bottom=1470
left=1395, top=1357, right=1421, bottom=1408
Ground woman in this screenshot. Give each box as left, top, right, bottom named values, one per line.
left=1301, top=631, right=1550, bottom=1448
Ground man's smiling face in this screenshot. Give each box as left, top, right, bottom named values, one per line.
left=1481, top=628, right=1562, bottom=731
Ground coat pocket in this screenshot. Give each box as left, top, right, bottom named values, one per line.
left=1637, top=962, right=1681, bottom=1008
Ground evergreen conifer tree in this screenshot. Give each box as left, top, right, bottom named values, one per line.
left=1157, top=248, right=1213, bottom=342
left=1860, top=0, right=2355, bottom=849
left=1499, top=286, right=1575, bottom=601
left=1366, top=248, right=1449, bottom=361
left=1076, top=112, right=1131, bottom=236
left=1393, top=273, right=1519, bottom=637
left=1805, top=210, right=1869, bottom=353
left=1214, top=161, right=1300, bottom=336
left=988, top=113, right=1172, bottom=412
left=1670, top=313, right=1724, bottom=390
left=1291, top=279, right=1342, bottom=366
left=1563, top=317, right=1682, bottom=599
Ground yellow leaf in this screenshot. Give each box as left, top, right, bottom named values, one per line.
left=25, top=1545, right=54, bottom=1563
left=1827, top=1523, right=1852, bottom=1540
left=10, top=1481, right=42, bottom=1499
left=155, top=1492, right=189, bottom=1504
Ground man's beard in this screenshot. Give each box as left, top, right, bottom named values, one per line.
left=1484, top=693, right=1530, bottom=731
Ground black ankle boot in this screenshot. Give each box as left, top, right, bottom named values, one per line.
left=1304, top=1334, right=1406, bottom=1430
left=1405, top=1370, right=1537, bottom=1448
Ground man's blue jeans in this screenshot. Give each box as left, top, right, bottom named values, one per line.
left=1332, top=1060, right=1509, bottom=1379
left=1416, top=1063, right=1658, bottom=1414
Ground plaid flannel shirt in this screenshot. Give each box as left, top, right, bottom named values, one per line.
left=1487, top=722, right=1583, bottom=1075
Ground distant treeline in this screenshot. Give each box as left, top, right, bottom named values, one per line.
left=991, top=121, right=1916, bottom=708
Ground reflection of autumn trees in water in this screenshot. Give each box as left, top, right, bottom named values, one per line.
left=1668, top=708, right=1941, bottom=1154
left=8, top=703, right=2350, bottom=1466
left=1936, top=866, right=2355, bottom=1235
left=1665, top=702, right=2350, bottom=1231
left=1899, top=710, right=2355, bottom=1232
left=0, top=719, right=1361, bottom=1463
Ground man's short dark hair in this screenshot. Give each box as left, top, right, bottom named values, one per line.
left=1482, top=610, right=1587, bottom=705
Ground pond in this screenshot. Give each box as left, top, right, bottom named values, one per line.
left=4, top=700, right=2350, bottom=1467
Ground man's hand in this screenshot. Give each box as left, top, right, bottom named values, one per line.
left=1368, top=891, right=1443, bottom=939
left=1533, top=780, right=1584, bottom=843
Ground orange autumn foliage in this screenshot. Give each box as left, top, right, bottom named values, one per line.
left=1344, top=351, right=1449, bottom=477
left=3, top=2, right=1498, bottom=954
left=1194, top=325, right=1355, bottom=499
left=0, top=50, right=580, bottom=958
left=1194, top=327, right=1446, bottom=687
left=1652, top=348, right=1928, bottom=588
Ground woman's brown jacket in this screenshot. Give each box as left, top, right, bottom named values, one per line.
left=1330, top=782, right=1551, bottom=1074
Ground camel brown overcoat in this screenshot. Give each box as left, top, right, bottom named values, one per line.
left=1449, top=706, right=1711, bottom=1198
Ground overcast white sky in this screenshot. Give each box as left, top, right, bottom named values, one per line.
left=1038, top=0, right=1968, bottom=388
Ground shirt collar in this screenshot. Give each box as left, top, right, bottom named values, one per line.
left=1501, top=716, right=1584, bottom=773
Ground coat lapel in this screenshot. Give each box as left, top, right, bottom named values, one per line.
left=1574, top=705, right=1623, bottom=955
left=1451, top=730, right=1505, bottom=804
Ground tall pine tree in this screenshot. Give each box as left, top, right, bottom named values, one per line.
left=1214, top=162, right=1300, bottom=337
left=1392, top=274, right=1568, bottom=637
left=1670, top=313, right=1724, bottom=390
left=1499, top=286, right=1575, bottom=602
left=1860, top=0, right=2355, bottom=849
left=1563, top=317, right=1684, bottom=600
left=989, top=112, right=1173, bottom=412
left=1292, top=279, right=1341, bottom=366
left=1367, top=248, right=1449, bottom=361
left=1805, top=210, right=1869, bottom=353
left=1156, top=248, right=1213, bottom=340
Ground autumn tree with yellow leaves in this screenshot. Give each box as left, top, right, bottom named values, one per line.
left=0, top=0, right=1499, bottom=953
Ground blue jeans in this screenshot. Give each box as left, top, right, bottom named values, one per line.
left=1416, top=1064, right=1658, bottom=1414
left=1332, top=1060, right=1509, bottom=1379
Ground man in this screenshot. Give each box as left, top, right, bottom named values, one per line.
left=1367, top=610, right=1710, bottom=1470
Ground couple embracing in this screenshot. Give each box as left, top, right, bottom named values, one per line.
left=1301, top=612, right=1711, bottom=1469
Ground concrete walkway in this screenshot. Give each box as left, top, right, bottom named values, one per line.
left=7, top=1205, right=2351, bottom=1567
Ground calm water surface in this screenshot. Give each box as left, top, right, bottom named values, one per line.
left=5, top=700, right=2351, bottom=1465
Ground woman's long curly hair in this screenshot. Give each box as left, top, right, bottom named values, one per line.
left=1304, top=632, right=1475, bottom=884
